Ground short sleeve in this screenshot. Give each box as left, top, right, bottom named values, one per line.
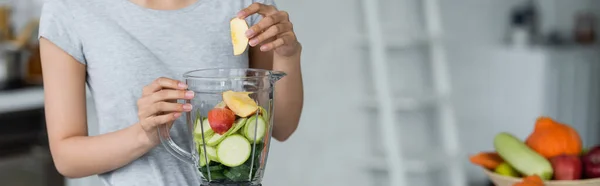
left=38, top=0, right=86, bottom=65
left=249, top=0, right=277, bottom=26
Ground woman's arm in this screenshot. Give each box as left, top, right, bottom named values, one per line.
left=243, top=3, right=304, bottom=142
left=249, top=44, right=303, bottom=142
left=41, top=38, right=155, bottom=178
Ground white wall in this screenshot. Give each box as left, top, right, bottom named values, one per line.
left=538, top=0, right=600, bottom=39
left=266, top=0, right=533, bottom=185
left=261, top=0, right=371, bottom=185
left=441, top=0, right=523, bottom=46
left=224, top=0, right=600, bottom=185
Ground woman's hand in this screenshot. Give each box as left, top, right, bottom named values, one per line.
left=137, top=77, right=194, bottom=146
left=237, top=3, right=300, bottom=57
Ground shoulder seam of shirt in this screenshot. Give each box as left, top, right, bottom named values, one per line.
left=51, top=0, right=86, bottom=62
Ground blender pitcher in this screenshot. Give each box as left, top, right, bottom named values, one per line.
left=158, top=68, right=286, bottom=186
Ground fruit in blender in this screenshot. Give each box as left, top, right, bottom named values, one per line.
left=195, top=91, right=270, bottom=182
left=243, top=115, right=267, bottom=143
left=549, top=154, right=582, bottom=180
left=582, top=145, right=600, bottom=178
left=207, top=108, right=236, bottom=135
left=217, top=134, right=251, bottom=167
left=230, top=18, right=249, bottom=55
left=222, top=90, right=258, bottom=117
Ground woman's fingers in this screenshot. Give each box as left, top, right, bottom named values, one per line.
left=142, top=77, right=187, bottom=96
left=237, top=2, right=278, bottom=18
left=249, top=21, right=293, bottom=47
left=246, top=11, right=289, bottom=38
left=137, top=89, right=194, bottom=118
left=259, top=32, right=296, bottom=52
left=147, top=89, right=194, bottom=103
left=137, top=89, right=193, bottom=109
left=138, top=102, right=192, bottom=119
left=142, top=112, right=182, bottom=130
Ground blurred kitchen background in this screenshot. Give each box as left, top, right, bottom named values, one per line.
left=0, top=0, right=599, bottom=186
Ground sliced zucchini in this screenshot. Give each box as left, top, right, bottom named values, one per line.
left=194, top=117, right=214, bottom=139
left=199, top=145, right=219, bottom=162
left=198, top=150, right=210, bottom=167
left=227, top=117, right=248, bottom=135
left=243, top=115, right=267, bottom=143
left=206, top=133, right=227, bottom=147
left=258, top=106, right=269, bottom=122
left=217, top=134, right=251, bottom=167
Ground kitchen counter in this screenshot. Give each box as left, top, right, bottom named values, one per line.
left=0, top=86, right=44, bottom=113
left=0, top=86, right=92, bottom=113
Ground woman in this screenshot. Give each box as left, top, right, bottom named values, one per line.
left=38, top=0, right=303, bottom=185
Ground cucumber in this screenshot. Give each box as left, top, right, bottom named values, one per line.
left=194, top=118, right=214, bottom=140
left=228, top=117, right=248, bottom=135
left=205, top=117, right=248, bottom=147
left=243, top=115, right=267, bottom=143
left=199, top=146, right=219, bottom=162
left=258, top=106, right=269, bottom=123
left=494, top=132, right=553, bottom=180
left=194, top=131, right=214, bottom=146
left=199, top=150, right=211, bottom=167
left=206, top=133, right=227, bottom=146
left=217, top=134, right=251, bottom=167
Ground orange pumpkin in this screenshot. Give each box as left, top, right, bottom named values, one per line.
left=525, top=116, right=582, bottom=159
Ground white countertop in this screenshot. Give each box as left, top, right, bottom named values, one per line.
left=0, top=86, right=92, bottom=113
left=0, top=87, right=45, bottom=113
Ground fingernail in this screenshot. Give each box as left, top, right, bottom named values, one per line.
left=260, top=45, right=269, bottom=51
left=249, top=39, right=258, bottom=46
left=237, top=11, right=245, bottom=18
left=183, top=104, right=192, bottom=111
left=174, top=112, right=182, bottom=118
left=178, top=82, right=187, bottom=89
left=185, top=91, right=195, bottom=98
left=245, top=29, right=255, bottom=37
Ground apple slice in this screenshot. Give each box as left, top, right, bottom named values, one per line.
left=207, top=108, right=236, bottom=135
left=222, top=90, right=258, bottom=117
left=230, top=18, right=249, bottom=56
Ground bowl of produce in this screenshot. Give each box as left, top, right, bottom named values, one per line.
left=469, top=116, right=600, bottom=186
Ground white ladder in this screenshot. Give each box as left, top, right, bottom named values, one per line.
left=359, top=0, right=466, bottom=186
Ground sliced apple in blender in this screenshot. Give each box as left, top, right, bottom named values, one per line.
left=222, top=90, right=258, bottom=117
left=230, top=17, right=249, bottom=56
left=207, top=108, right=236, bottom=135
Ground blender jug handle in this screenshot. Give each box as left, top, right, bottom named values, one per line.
left=157, top=124, right=196, bottom=164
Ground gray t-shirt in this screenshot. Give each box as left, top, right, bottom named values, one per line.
left=38, top=0, right=275, bottom=185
